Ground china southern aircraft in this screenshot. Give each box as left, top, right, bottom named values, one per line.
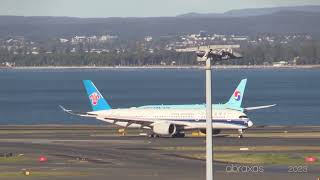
left=61, top=80, right=275, bottom=138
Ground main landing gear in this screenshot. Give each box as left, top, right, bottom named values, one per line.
left=172, top=132, right=185, bottom=138
left=148, top=132, right=185, bottom=138
left=148, top=133, right=160, bottom=138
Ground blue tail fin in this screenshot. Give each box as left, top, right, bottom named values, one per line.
left=225, top=79, right=247, bottom=109
left=82, top=80, right=112, bottom=111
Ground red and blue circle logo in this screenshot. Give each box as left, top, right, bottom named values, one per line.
left=234, top=91, right=241, bottom=101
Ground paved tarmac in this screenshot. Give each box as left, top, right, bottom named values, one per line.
left=0, top=125, right=319, bottom=180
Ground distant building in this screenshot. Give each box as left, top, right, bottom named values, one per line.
left=145, top=36, right=153, bottom=42
left=231, top=35, right=249, bottom=41
left=71, top=36, right=86, bottom=44
left=88, top=36, right=98, bottom=43
left=305, top=35, right=312, bottom=40
left=160, top=61, right=166, bottom=66
left=99, top=35, right=118, bottom=42
left=175, top=44, right=240, bottom=52
left=273, top=61, right=288, bottom=67
left=90, top=49, right=110, bottom=54
left=290, top=56, right=300, bottom=65
left=1, top=62, right=15, bottom=67
left=6, top=39, right=13, bottom=43
left=212, top=34, right=226, bottom=39
left=199, top=31, right=208, bottom=37
left=31, top=47, right=38, bottom=54
left=59, top=38, right=69, bottom=43
left=70, top=48, right=76, bottom=53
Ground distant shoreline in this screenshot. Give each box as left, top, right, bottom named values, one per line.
left=2, top=65, right=320, bottom=70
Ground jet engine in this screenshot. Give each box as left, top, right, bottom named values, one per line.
left=153, top=122, right=176, bottom=136
left=200, top=129, right=221, bottom=135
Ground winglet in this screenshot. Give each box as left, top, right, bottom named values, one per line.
left=59, top=105, right=72, bottom=112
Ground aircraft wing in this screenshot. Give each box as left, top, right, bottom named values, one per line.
left=59, top=105, right=187, bottom=128
left=244, top=104, right=277, bottom=111
left=97, top=116, right=189, bottom=128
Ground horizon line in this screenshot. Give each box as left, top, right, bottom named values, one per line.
left=0, top=4, right=319, bottom=19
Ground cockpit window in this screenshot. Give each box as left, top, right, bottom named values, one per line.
left=239, top=116, right=248, bottom=119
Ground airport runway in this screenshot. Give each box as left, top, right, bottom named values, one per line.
left=0, top=125, right=319, bottom=180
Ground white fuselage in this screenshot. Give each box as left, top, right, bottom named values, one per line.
left=88, top=107, right=253, bottom=130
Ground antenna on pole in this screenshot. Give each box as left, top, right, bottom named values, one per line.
left=196, top=48, right=242, bottom=180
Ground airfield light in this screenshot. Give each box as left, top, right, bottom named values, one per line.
left=197, top=48, right=242, bottom=180
left=23, top=171, right=31, bottom=176
left=39, top=155, right=48, bottom=163
left=305, top=156, right=317, bottom=163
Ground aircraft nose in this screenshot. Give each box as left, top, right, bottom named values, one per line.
left=247, top=120, right=253, bottom=127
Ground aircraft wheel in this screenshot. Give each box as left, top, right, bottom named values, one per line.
left=172, top=132, right=185, bottom=138
left=149, top=134, right=160, bottom=138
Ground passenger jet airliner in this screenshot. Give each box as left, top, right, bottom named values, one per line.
left=60, top=80, right=275, bottom=138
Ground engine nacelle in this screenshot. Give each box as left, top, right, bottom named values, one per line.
left=153, top=122, right=176, bottom=136
left=200, top=129, right=221, bottom=135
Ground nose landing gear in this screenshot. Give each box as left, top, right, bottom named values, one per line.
left=238, top=129, right=244, bottom=138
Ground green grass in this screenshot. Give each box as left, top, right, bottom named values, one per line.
left=185, top=153, right=320, bottom=165
left=157, top=146, right=320, bottom=152
left=159, top=145, right=320, bottom=165
left=0, top=171, right=89, bottom=178
left=244, top=132, right=320, bottom=138
left=0, top=156, right=32, bottom=163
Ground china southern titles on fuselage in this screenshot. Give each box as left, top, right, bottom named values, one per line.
left=60, top=79, right=275, bottom=138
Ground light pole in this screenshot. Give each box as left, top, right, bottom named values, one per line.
left=197, top=48, right=242, bottom=180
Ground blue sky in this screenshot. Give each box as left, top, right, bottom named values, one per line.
left=0, top=0, right=320, bottom=17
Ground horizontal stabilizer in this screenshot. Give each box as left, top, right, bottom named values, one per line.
left=59, top=105, right=94, bottom=117
left=59, top=105, right=72, bottom=113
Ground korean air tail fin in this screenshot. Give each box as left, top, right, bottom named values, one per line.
left=82, top=80, right=112, bottom=111
left=225, top=79, right=247, bottom=109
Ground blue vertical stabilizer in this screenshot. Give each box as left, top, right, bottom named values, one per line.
left=225, top=79, right=247, bottom=109
left=82, top=80, right=112, bottom=111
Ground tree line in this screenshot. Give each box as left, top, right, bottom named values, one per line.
left=0, top=50, right=195, bottom=66
left=1, top=40, right=320, bottom=66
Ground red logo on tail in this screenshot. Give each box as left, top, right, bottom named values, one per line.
left=234, top=91, right=241, bottom=101
left=89, top=92, right=100, bottom=106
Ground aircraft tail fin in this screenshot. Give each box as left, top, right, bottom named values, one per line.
left=82, top=80, right=112, bottom=111
left=225, top=79, right=247, bottom=109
